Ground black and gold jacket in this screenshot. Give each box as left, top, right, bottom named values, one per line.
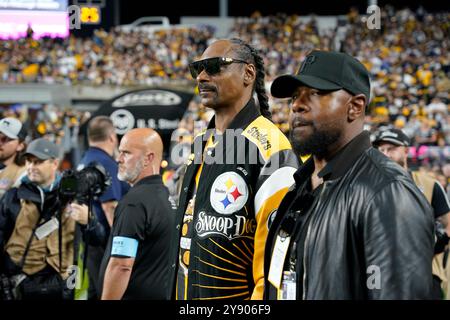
left=168, top=99, right=299, bottom=300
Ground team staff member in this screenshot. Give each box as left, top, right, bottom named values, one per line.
left=168, top=39, right=299, bottom=300
left=99, top=128, right=174, bottom=300
left=0, top=118, right=27, bottom=198
left=373, top=128, right=450, bottom=299
left=264, top=50, right=434, bottom=299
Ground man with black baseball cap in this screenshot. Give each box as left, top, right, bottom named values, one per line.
left=271, top=50, right=371, bottom=103
left=373, top=128, right=450, bottom=299
left=0, top=118, right=28, bottom=198
left=372, top=128, right=411, bottom=167
left=264, top=51, right=434, bottom=299
left=373, top=128, right=411, bottom=146
left=0, top=138, right=75, bottom=300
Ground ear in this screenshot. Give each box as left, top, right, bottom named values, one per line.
left=110, top=132, right=116, bottom=144
left=53, top=158, right=60, bottom=169
left=243, top=63, right=256, bottom=86
left=403, top=146, right=409, bottom=158
left=144, top=152, right=154, bottom=167
left=16, top=141, right=25, bottom=153
left=348, top=94, right=366, bottom=121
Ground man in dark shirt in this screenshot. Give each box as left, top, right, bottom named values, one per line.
left=76, top=116, right=129, bottom=299
left=99, top=128, right=175, bottom=300
left=78, top=116, right=129, bottom=233
left=264, top=50, right=433, bottom=299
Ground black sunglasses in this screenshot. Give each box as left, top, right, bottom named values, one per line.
left=188, top=57, right=249, bottom=78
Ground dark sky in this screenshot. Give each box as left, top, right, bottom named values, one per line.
left=118, top=0, right=448, bottom=25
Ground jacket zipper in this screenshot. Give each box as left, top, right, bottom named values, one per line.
left=302, top=181, right=328, bottom=299
left=37, top=186, right=44, bottom=212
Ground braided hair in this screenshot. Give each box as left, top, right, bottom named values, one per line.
left=229, top=38, right=272, bottom=120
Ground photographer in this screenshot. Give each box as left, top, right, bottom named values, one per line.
left=0, top=138, right=75, bottom=300
left=60, top=162, right=112, bottom=300
left=76, top=116, right=129, bottom=299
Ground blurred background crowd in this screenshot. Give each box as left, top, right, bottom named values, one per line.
left=0, top=5, right=449, bottom=194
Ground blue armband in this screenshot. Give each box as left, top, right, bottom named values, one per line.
left=111, top=236, right=139, bottom=258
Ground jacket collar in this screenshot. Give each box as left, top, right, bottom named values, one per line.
left=294, top=131, right=372, bottom=184
left=20, top=174, right=61, bottom=193
left=206, top=98, right=261, bottom=131
left=318, top=131, right=372, bottom=181
left=17, top=176, right=60, bottom=212
left=87, top=146, right=114, bottom=159
left=133, top=174, right=162, bottom=187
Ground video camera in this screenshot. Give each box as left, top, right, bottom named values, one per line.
left=59, top=162, right=112, bottom=205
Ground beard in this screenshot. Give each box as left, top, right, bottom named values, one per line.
left=118, top=159, right=143, bottom=184
left=290, top=124, right=342, bottom=159
left=0, top=150, right=16, bottom=163
left=396, top=158, right=405, bottom=168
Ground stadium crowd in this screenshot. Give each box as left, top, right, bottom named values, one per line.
left=0, top=6, right=448, bottom=189
left=0, top=26, right=214, bottom=86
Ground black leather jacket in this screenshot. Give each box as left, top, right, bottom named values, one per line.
left=264, top=131, right=435, bottom=299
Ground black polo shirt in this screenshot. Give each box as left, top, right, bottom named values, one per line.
left=98, top=175, right=175, bottom=300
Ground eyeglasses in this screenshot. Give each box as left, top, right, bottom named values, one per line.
left=188, top=57, right=249, bottom=79
left=0, top=135, right=14, bottom=144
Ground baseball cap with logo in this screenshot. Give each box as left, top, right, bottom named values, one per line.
left=0, top=118, right=27, bottom=140
left=24, top=138, right=60, bottom=160
left=373, top=128, right=411, bottom=147
left=271, top=50, right=371, bottom=104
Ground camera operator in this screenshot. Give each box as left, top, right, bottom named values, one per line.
left=0, top=138, right=75, bottom=300
left=99, top=128, right=175, bottom=300
left=76, top=116, right=129, bottom=299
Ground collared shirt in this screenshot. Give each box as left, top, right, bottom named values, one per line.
left=170, top=98, right=299, bottom=300
left=276, top=131, right=372, bottom=299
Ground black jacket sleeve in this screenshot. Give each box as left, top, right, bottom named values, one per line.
left=0, top=188, right=20, bottom=271
left=361, top=180, right=434, bottom=299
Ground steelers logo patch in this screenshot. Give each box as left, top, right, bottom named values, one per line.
left=210, top=172, right=249, bottom=215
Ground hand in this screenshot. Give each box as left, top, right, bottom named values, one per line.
left=68, top=203, right=89, bottom=225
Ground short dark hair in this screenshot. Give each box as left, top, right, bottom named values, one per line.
left=87, top=116, right=115, bottom=142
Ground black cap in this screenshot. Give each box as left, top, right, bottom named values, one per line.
left=373, top=129, right=411, bottom=147
left=271, top=50, right=371, bottom=104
